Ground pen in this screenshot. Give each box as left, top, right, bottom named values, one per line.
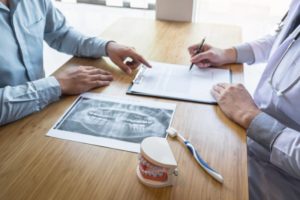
left=189, top=37, right=206, bottom=71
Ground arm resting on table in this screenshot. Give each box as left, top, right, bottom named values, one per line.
left=247, top=112, right=300, bottom=180
left=0, top=77, right=61, bottom=126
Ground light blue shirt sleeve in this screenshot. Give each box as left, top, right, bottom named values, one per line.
left=247, top=112, right=300, bottom=179
left=43, top=0, right=109, bottom=58
left=0, top=0, right=112, bottom=126
left=0, top=77, right=61, bottom=126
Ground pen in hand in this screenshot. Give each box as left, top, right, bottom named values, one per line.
left=189, top=37, right=206, bottom=71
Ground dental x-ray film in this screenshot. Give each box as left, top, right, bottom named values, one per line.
left=47, top=93, right=176, bottom=153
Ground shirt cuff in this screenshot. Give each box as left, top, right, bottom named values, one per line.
left=104, top=40, right=115, bottom=56
left=247, top=112, right=286, bottom=151
left=89, top=38, right=115, bottom=57
left=234, top=43, right=255, bottom=65
left=31, top=76, right=61, bottom=110
left=79, top=37, right=110, bottom=58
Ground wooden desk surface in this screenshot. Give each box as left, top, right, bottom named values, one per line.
left=0, top=18, right=248, bottom=200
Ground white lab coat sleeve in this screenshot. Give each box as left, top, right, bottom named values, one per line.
left=247, top=112, right=300, bottom=179
left=234, top=43, right=255, bottom=65
left=271, top=130, right=300, bottom=179
left=234, top=34, right=277, bottom=65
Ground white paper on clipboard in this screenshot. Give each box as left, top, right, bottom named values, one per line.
left=128, top=61, right=231, bottom=104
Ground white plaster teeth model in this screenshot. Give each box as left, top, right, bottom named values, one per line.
left=136, top=137, right=178, bottom=188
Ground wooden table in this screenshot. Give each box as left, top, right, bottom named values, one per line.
left=0, top=18, right=248, bottom=200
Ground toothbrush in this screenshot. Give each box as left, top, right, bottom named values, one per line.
left=167, top=127, right=224, bottom=184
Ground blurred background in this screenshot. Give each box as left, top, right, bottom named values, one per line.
left=46, top=0, right=291, bottom=94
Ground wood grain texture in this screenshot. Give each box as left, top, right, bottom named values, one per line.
left=0, top=18, right=248, bottom=200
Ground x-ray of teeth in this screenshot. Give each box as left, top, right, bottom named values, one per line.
left=55, top=97, right=174, bottom=143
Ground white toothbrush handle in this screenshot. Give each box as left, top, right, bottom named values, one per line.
left=184, top=140, right=224, bottom=183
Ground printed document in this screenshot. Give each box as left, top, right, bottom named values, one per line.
left=128, top=61, right=231, bottom=103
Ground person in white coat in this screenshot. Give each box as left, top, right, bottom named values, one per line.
left=188, top=0, right=300, bottom=199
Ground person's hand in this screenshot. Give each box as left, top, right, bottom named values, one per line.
left=106, top=42, right=151, bottom=75
left=188, top=44, right=237, bottom=68
left=54, top=66, right=113, bottom=95
left=211, top=83, right=261, bottom=129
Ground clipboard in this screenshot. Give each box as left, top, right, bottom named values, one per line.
left=126, top=62, right=232, bottom=105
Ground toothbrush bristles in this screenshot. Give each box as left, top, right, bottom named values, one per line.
left=167, top=127, right=178, bottom=138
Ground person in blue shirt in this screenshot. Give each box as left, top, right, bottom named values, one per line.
left=0, top=0, right=151, bottom=125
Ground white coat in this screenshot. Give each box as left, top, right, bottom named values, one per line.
left=245, top=0, right=300, bottom=199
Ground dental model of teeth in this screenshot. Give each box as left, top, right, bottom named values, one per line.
left=138, top=155, right=169, bottom=182
left=137, top=137, right=178, bottom=188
